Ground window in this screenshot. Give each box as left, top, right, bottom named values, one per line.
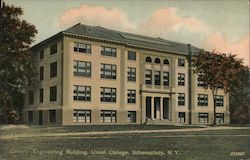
left=128, top=51, right=136, bottom=60
left=178, top=58, right=185, bottom=67
left=145, top=70, right=152, bottom=84
left=198, top=75, right=207, bottom=87
left=74, top=42, right=91, bottom=54
left=155, top=58, right=161, bottom=64
left=73, top=85, right=91, bottom=101
left=178, top=73, right=185, bottom=86
left=163, top=72, right=169, bottom=86
left=216, top=113, right=224, bottom=123
left=127, top=67, right=136, bottom=82
left=28, top=111, right=33, bottom=123
left=73, top=61, right=91, bottom=77
left=50, top=44, right=57, bottom=55
left=198, top=94, right=208, bottom=106
left=198, top=113, right=209, bottom=123
left=178, top=112, right=185, bottom=123
left=40, top=66, right=44, bottom=81
left=127, top=90, right=136, bottom=104
left=50, top=62, right=57, bottom=78
left=154, top=71, right=161, bottom=85
left=218, top=84, right=223, bottom=89
left=128, top=111, right=136, bottom=123
left=100, top=110, right=116, bottom=123
left=101, top=87, right=116, bottom=102
left=163, top=59, right=169, bottom=65
left=214, top=95, right=224, bottom=107
left=145, top=57, right=152, bottom=63
left=49, top=110, right=56, bottom=123
left=28, top=91, right=34, bottom=105
left=101, top=64, right=116, bottom=79
left=50, top=86, right=57, bottom=101
left=39, top=88, right=43, bottom=103
left=178, top=93, right=185, bottom=106
left=40, top=50, right=44, bottom=59
left=101, top=46, right=116, bottom=57
left=73, top=110, right=91, bottom=123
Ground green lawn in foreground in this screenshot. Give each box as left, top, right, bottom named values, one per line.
left=0, top=126, right=249, bottom=160
left=0, top=125, right=202, bottom=137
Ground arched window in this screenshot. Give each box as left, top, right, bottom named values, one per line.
left=163, top=59, right=169, bottom=65
left=155, top=58, right=161, bottom=64
left=145, top=57, right=152, bottom=63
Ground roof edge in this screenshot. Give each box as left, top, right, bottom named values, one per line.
left=29, top=32, right=63, bottom=52
left=63, top=32, right=187, bottom=55
left=29, top=23, right=201, bottom=55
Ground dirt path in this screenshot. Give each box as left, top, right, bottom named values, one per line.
left=1, top=126, right=250, bottom=140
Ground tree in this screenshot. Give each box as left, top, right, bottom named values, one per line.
left=192, top=50, right=249, bottom=125
left=230, top=68, right=250, bottom=124
left=0, top=1, right=37, bottom=123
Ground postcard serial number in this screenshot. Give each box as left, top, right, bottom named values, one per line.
left=230, top=152, right=245, bottom=156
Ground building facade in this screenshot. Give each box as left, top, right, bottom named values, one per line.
left=23, top=24, right=230, bottom=125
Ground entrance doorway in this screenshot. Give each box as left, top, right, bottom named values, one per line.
left=146, top=97, right=151, bottom=118
left=39, top=110, right=43, bottom=125
left=154, top=97, right=160, bottom=119
left=163, top=98, right=169, bottom=119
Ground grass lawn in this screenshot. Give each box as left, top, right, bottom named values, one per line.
left=0, top=125, right=250, bottom=160
left=0, top=125, right=203, bottom=137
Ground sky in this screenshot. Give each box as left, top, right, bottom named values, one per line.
left=6, top=0, right=250, bottom=66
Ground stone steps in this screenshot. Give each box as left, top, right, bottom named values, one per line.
left=146, top=119, right=172, bottom=125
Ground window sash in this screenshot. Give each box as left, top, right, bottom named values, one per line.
left=163, top=72, right=169, bottom=86
left=40, top=66, right=44, bottom=81
left=74, top=43, right=91, bottom=54
left=100, top=87, right=116, bottom=102
left=197, top=75, right=207, bottom=87
left=100, top=110, right=116, bottom=123
left=74, top=61, right=91, bottom=77
left=101, top=64, right=116, bottom=79
left=154, top=71, right=161, bottom=85
left=128, top=67, right=136, bottom=81
left=198, top=113, right=209, bottom=123
left=50, top=44, right=57, bottom=55
left=39, top=89, right=43, bottom=103
left=49, top=110, right=56, bottom=123
left=178, top=73, right=185, bottom=86
left=73, top=85, right=91, bottom=101
left=215, top=95, right=224, bottom=107
left=216, top=113, right=224, bottom=123
left=145, top=70, right=152, bottom=84
left=155, top=58, right=161, bottom=64
left=127, top=90, right=136, bottom=104
left=128, top=111, right=136, bottom=123
left=50, top=62, right=57, bottom=78
left=101, top=46, right=116, bottom=57
left=73, top=110, right=91, bottom=123
left=178, top=59, right=185, bottom=66
left=178, top=93, right=185, bottom=106
left=128, top=51, right=136, bottom=60
left=198, top=94, right=208, bottom=106
left=178, top=112, right=185, bottom=123
left=50, top=86, right=57, bottom=101
left=163, top=59, right=169, bottom=65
